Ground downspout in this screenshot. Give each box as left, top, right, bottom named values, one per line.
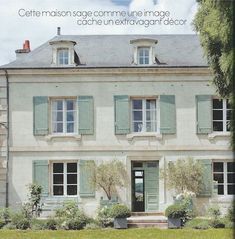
left=4, top=69, right=9, bottom=208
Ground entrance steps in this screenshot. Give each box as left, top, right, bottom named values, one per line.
left=128, top=212, right=168, bottom=229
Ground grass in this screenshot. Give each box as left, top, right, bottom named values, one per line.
left=0, top=228, right=233, bottom=239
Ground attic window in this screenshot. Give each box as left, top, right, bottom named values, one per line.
left=138, top=47, right=150, bottom=65
left=57, top=48, right=69, bottom=65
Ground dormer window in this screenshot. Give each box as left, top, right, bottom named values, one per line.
left=57, top=48, right=69, bottom=65
left=138, top=47, right=150, bottom=65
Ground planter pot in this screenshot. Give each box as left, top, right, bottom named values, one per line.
left=168, top=218, right=181, bottom=229
left=114, top=218, right=128, bottom=229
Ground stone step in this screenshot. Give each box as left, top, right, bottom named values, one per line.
left=131, top=212, right=164, bottom=216
left=128, top=222, right=168, bottom=229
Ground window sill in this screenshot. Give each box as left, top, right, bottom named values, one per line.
left=45, top=134, right=81, bottom=141
left=208, top=132, right=231, bottom=139
left=126, top=132, right=162, bottom=140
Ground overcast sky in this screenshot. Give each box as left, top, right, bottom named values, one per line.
left=0, top=0, right=198, bottom=66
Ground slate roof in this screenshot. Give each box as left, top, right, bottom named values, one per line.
left=1, top=34, right=208, bottom=68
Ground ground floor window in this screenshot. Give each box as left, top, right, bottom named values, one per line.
left=53, top=162, right=78, bottom=196
left=213, top=161, right=235, bottom=195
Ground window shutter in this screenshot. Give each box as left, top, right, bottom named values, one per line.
left=198, top=159, right=212, bottom=197
left=33, top=160, right=49, bottom=197
left=160, top=95, right=176, bottom=134
left=77, top=96, right=94, bottom=135
left=196, top=95, right=212, bottom=134
left=114, top=95, right=130, bottom=134
left=79, top=160, right=95, bottom=197
left=33, top=96, right=49, bottom=135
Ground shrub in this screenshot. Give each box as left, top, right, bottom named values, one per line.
left=185, top=218, right=211, bottom=230
left=109, top=204, right=131, bottom=218
left=11, top=212, right=30, bottom=230
left=30, top=218, right=46, bottom=230
left=0, top=208, right=11, bottom=223
left=210, top=219, right=225, bottom=228
left=96, top=206, right=113, bottom=227
left=0, top=219, right=5, bottom=229
left=45, top=218, right=57, bottom=230
left=85, top=222, right=101, bottom=230
left=2, top=223, right=16, bottom=230
left=208, top=205, right=221, bottom=220
left=227, top=201, right=235, bottom=222
left=165, top=203, right=188, bottom=219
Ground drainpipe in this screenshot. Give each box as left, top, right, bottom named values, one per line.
left=4, top=69, right=9, bottom=208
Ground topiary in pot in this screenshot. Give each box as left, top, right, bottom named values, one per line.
left=110, top=204, right=131, bottom=229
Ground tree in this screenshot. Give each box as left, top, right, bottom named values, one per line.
left=193, top=0, right=234, bottom=98
left=161, top=157, right=203, bottom=195
left=91, top=160, right=129, bottom=200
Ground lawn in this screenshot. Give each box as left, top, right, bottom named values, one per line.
left=0, top=228, right=233, bottom=239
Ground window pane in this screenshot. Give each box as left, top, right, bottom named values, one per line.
left=213, top=162, right=223, bottom=172
left=53, top=112, right=62, bottom=122
left=227, top=162, right=235, bottom=172
left=53, top=163, right=63, bottom=173
left=227, top=185, right=235, bottom=195
left=67, top=112, right=74, bottom=122
left=226, top=121, right=231, bottom=131
left=55, top=123, right=63, bottom=133
left=67, top=185, right=77, bottom=195
left=213, top=99, right=223, bottom=109
left=133, top=100, right=142, bottom=109
left=67, top=174, right=77, bottom=184
left=213, top=173, right=224, bottom=183
left=135, top=171, right=143, bottom=177
left=133, top=122, right=143, bottom=132
left=53, top=174, right=63, bottom=184
left=133, top=111, right=142, bottom=121
left=146, top=100, right=156, bottom=109
left=218, top=185, right=224, bottom=195
left=67, top=100, right=75, bottom=110
left=213, top=110, right=223, bottom=120
left=144, top=57, right=149, bottom=64
left=53, top=186, right=63, bottom=195
left=213, top=122, right=223, bottom=131
left=146, top=121, right=156, bottom=132
left=67, top=163, right=77, bottom=173
left=227, top=174, right=235, bottom=183
left=67, top=123, right=74, bottom=133
left=226, top=110, right=231, bottom=121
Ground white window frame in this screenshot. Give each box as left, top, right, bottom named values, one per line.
left=131, top=98, right=158, bottom=133
left=138, top=47, right=150, bottom=65
left=51, top=98, right=77, bottom=135
left=57, top=48, right=69, bottom=65
left=213, top=160, right=235, bottom=196
left=212, top=98, right=231, bottom=132
left=52, top=161, right=78, bottom=197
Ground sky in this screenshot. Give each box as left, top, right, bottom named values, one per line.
left=0, top=0, right=198, bottom=65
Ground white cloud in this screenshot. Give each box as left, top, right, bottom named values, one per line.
left=0, top=0, right=198, bottom=65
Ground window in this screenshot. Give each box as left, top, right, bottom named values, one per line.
left=138, top=47, right=150, bottom=65
left=51, top=99, right=77, bottom=134
left=57, top=48, right=69, bottom=65
left=213, top=99, right=231, bottom=132
left=213, top=162, right=235, bottom=195
left=53, top=162, right=78, bottom=196
left=132, top=98, right=157, bottom=132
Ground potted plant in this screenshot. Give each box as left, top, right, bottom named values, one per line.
left=110, top=204, right=131, bottom=229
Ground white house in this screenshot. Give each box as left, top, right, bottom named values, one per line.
left=0, top=31, right=233, bottom=217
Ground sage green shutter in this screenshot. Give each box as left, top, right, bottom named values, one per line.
left=114, top=95, right=130, bottom=134
left=33, top=160, right=49, bottom=197
left=78, top=96, right=94, bottom=135
left=79, top=160, right=95, bottom=197
left=33, top=96, right=48, bottom=135
left=198, top=159, right=212, bottom=197
left=160, top=95, right=176, bottom=134
left=196, top=95, right=212, bottom=134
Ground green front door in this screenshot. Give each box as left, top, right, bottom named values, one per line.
left=132, top=161, right=159, bottom=212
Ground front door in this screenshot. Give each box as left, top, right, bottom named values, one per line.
left=132, top=161, right=159, bottom=212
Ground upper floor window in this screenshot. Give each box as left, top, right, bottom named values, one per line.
left=138, top=47, right=150, bottom=65
left=51, top=99, right=77, bottom=134
left=213, top=99, right=231, bottom=132
left=132, top=98, right=157, bottom=132
left=57, top=48, right=69, bottom=65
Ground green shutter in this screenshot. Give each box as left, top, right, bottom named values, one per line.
left=114, top=95, right=130, bottom=134
left=33, top=96, right=48, bottom=135
left=198, top=159, right=212, bottom=197
left=78, top=96, right=94, bottom=135
left=160, top=95, right=176, bottom=134
left=79, top=160, right=95, bottom=197
left=33, top=160, right=49, bottom=197
left=196, top=95, right=212, bottom=134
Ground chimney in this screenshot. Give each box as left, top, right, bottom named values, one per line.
left=57, top=27, right=61, bottom=36
left=15, top=40, right=31, bottom=59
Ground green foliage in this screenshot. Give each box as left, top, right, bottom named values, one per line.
left=193, top=0, right=234, bottom=98
left=96, top=206, right=113, bottom=227
left=227, top=200, right=235, bottom=222
left=161, top=157, right=203, bottom=194
left=0, top=208, right=11, bottom=226
left=84, top=222, right=101, bottom=230
left=11, top=212, right=30, bottom=230
left=207, top=205, right=221, bottom=220
left=30, top=219, right=47, bottom=230
left=165, top=203, right=188, bottom=219
left=185, top=218, right=212, bottom=230
left=91, top=160, right=128, bottom=200
left=109, top=204, right=131, bottom=218
left=0, top=219, right=5, bottom=229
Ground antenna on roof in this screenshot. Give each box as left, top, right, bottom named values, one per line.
left=57, top=27, right=61, bottom=36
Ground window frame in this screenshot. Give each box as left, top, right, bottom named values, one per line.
left=212, top=98, right=231, bottom=132
left=51, top=161, right=78, bottom=197
left=213, top=160, right=235, bottom=196
left=137, top=47, right=150, bottom=65
left=131, top=97, right=159, bottom=133
left=50, top=98, right=78, bottom=135
left=57, top=48, right=69, bottom=65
